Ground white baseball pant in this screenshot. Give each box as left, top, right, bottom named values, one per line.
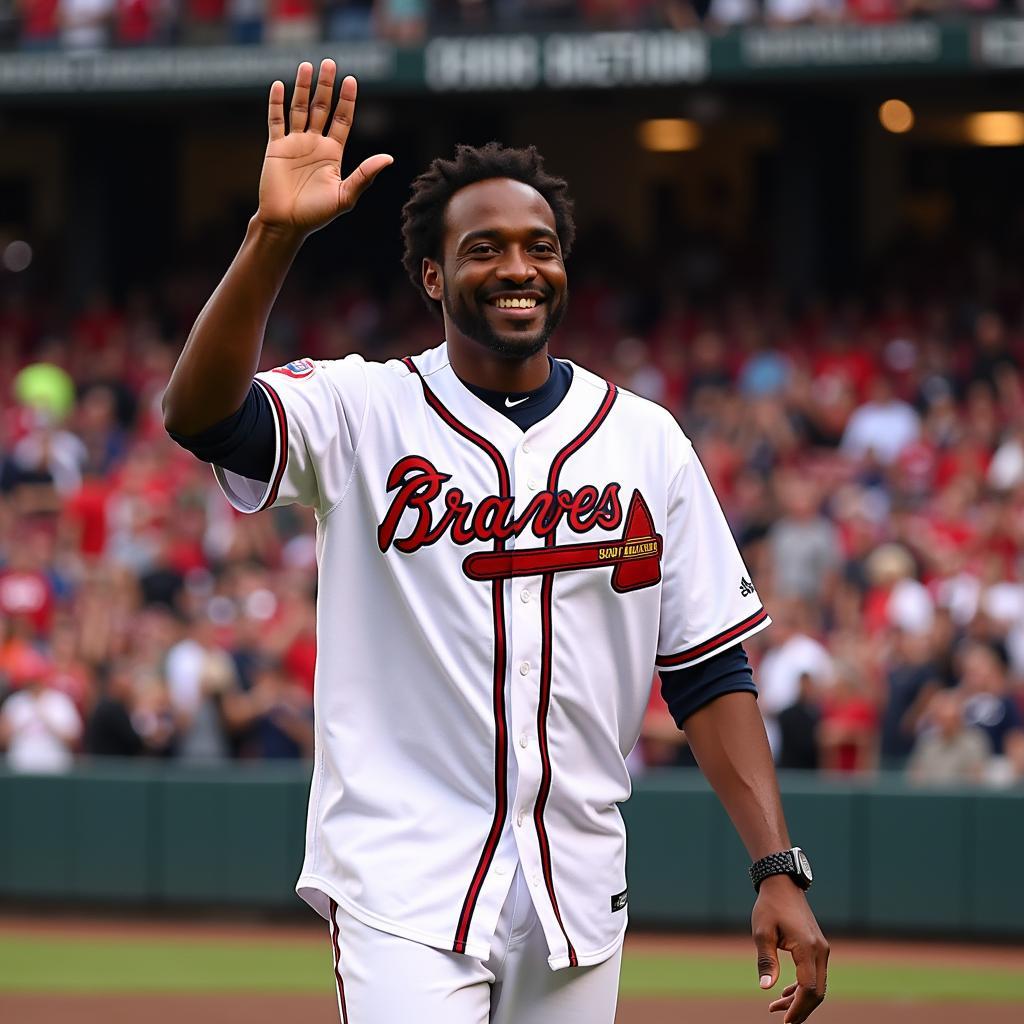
left=326, top=865, right=623, bottom=1023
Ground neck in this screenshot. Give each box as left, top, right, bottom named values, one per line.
left=445, top=331, right=551, bottom=392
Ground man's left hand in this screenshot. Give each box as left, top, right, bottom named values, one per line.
left=751, top=874, right=829, bottom=1023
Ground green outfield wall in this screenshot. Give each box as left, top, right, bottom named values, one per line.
left=0, top=763, right=1021, bottom=938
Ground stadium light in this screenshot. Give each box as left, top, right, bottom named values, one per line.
left=637, top=118, right=701, bottom=153
left=965, top=111, right=1024, bottom=147
left=2, top=241, right=32, bottom=273
left=878, top=99, right=914, bottom=134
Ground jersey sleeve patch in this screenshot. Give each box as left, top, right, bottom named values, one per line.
left=271, top=358, right=317, bottom=379
left=656, top=606, right=770, bottom=669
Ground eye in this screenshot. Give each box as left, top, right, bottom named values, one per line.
left=468, top=244, right=498, bottom=256
left=531, top=242, right=557, bottom=255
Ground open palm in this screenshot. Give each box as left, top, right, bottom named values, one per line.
left=258, top=60, right=392, bottom=237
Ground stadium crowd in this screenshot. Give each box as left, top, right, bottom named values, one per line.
left=1, top=225, right=1024, bottom=786
left=2, top=0, right=1020, bottom=53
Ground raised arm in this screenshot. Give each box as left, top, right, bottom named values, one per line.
left=161, top=60, right=392, bottom=436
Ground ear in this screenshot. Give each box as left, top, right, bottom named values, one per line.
left=422, top=258, right=443, bottom=302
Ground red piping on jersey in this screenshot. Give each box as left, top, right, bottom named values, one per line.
left=535, top=381, right=618, bottom=968
left=254, top=379, right=289, bottom=510
left=329, top=899, right=350, bottom=1024
left=655, top=606, right=769, bottom=668
left=403, top=356, right=511, bottom=956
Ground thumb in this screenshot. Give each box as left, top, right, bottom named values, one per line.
left=341, top=153, right=393, bottom=208
left=755, top=928, right=780, bottom=990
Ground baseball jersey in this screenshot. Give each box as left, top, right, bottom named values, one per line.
left=212, top=342, right=770, bottom=970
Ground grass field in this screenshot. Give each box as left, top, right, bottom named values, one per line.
left=1, top=930, right=1023, bottom=1003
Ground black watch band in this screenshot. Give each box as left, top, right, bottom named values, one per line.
left=749, top=848, right=812, bottom=892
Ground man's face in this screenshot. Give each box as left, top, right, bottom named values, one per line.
left=429, top=178, right=568, bottom=360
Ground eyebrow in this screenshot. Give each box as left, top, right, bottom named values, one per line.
left=457, top=226, right=560, bottom=248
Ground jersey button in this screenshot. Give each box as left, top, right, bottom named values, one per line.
left=522, top=441, right=531, bottom=453
left=519, top=662, right=530, bottom=675
left=516, top=810, right=525, bottom=827
left=519, top=733, right=528, bottom=748
left=527, top=478, right=539, bottom=490
left=520, top=590, right=531, bottom=603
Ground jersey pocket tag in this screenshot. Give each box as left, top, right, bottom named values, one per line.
left=611, top=889, right=628, bottom=913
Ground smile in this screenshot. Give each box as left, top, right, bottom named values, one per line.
left=492, top=297, right=539, bottom=309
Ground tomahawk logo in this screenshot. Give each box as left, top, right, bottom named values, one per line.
left=464, top=488, right=662, bottom=593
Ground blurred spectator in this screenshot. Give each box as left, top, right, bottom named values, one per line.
left=757, top=599, right=833, bottom=758
left=907, top=689, right=991, bottom=786
left=165, top=616, right=244, bottom=760
left=16, top=0, right=60, bottom=48
left=58, top=0, right=114, bottom=48
left=957, top=643, right=1024, bottom=782
left=226, top=0, right=264, bottom=41
left=841, top=376, right=921, bottom=467
left=376, top=0, right=426, bottom=42
left=0, top=530, right=57, bottom=639
left=113, top=0, right=170, bottom=44
left=235, top=659, right=313, bottom=759
left=84, top=661, right=146, bottom=756
left=0, top=650, right=81, bottom=773
left=818, top=661, right=879, bottom=773
left=265, top=0, right=316, bottom=43
left=181, top=0, right=224, bottom=43
left=767, top=471, right=840, bottom=604
left=879, top=629, right=941, bottom=767
left=323, top=0, right=372, bottom=39
left=764, top=0, right=843, bottom=23
left=777, top=671, right=822, bottom=771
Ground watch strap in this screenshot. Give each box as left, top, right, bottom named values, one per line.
left=749, top=849, right=800, bottom=891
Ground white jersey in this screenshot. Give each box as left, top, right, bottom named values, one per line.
left=213, top=342, right=769, bottom=970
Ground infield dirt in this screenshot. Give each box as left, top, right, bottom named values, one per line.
left=3, top=992, right=1023, bottom=1024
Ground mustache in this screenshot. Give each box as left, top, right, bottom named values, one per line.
left=480, top=287, right=553, bottom=302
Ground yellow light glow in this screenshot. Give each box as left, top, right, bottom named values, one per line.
left=879, top=99, right=914, bottom=134
left=638, top=119, right=701, bottom=153
left=965, top=111, right=1024, bottom=147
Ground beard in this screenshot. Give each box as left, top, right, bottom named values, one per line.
left=444, top=281, right=568, bottom=360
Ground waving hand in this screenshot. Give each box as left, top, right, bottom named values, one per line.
left=257, top=60, right=393, bottom=238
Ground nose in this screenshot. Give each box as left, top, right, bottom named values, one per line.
left=496, top=246, right=536, bottom=284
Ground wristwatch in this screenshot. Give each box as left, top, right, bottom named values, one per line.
left=749, top=846, right=813, bottom=892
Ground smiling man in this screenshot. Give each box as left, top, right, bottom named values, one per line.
left=163, top=60, right=828, bottom=1024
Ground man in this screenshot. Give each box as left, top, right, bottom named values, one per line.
left=163, top=59, right=828, bottom=1024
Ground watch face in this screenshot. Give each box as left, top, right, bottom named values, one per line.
left=797, top=850, right=813, bottom=881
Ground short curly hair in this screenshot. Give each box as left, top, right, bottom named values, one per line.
left=400, top=142, right=575, bottom=317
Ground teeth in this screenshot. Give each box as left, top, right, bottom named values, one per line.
left=496, top=297, right=537, bottom=309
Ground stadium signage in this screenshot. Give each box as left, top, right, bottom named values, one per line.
left=425, top=31, right=708, bottom=91
left=976, top=19, right=1024, bottom=67
left=1, top=21, right=1023, bottom=96
left=542, top=32, right=708, bottom=88
left=425, top=36, right=541, bottom=91
left=741, top=24, right=942, bottom=69
left=0, top=44, right=395, bottom=94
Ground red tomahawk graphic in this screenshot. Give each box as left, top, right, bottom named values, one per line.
left=463, top=490, right=662, bottom=593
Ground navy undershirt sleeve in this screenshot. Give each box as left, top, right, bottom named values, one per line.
left=659, top=644, right=758, bottom=728
left=166, top=382, right=276, bottom=483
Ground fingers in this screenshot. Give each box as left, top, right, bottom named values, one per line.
left=340, top=153, right=394, bottom=209
left=268, top=80, right=285, bottom=141
left=307, top=59, right=336, bottom=135
left=753, top=923, right=781, bottom=990
left=328, top=74, right=358, bottom=147
left=769, top=982, right=798, bottom=1013
left=289, top=61, right=314, bottom=134
left=782, top=944, right=827, bottom=1023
